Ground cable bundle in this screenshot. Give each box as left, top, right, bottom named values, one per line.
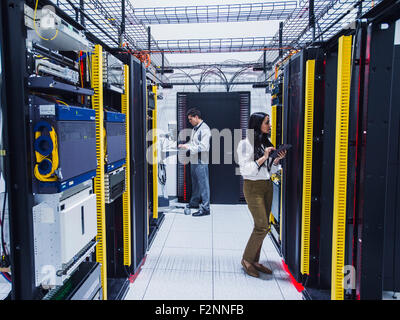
left=33, top=121, right=59, bottom=182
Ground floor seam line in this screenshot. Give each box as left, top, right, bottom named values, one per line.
left=212, top=212, right=215, bottom=300
left=140, top=211, right=177, bottom=300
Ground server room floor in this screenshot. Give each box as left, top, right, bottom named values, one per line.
left=124, top=204, right=303, bottom=300
left=0, top=207, right=397, bottom=300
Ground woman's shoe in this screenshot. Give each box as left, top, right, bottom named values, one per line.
left=241, top=259, right=259, bottom=278
left=253, top=262, right=273, bottom=275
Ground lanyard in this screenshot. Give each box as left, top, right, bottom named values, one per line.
left=191, top=121, right=204, bottom=140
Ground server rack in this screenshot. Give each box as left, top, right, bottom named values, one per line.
left=2, top=0, right=40, bottom=299
left=0, top=0, right=151, bottom=300
left=102, top=53, right=130, bottom=300
left=0, top=0, right=12, bottom=299
left=117, top=53, right=149, bottom=272
left=269, top=76, right=283, bottom=249
left=283, top=0, right=400, bottom=300
left=147, top=83, right=163, bottom=246
left=129, top=57, right=149, bottom=270
left=281, top=48, right=325, bottom=287
left=346, top=3, right=400, bottom=299
left=176, top=92, right=250, bottom=204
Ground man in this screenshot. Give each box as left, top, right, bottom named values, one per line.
left=178, top=108, right=211, bottom=217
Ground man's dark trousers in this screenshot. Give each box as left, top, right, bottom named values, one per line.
left=189, top=161, right=210, bottom=214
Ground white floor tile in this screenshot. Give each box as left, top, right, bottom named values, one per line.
left=274, top=277, right=303, bottom=300
left=124, top=268, right=154, bottom=300
left=382, top=291, right=400, bottom=300
left=125, top=204, right=301, bottom=301
left=262, top=235, right=280, bottom=252
left=143, top=269, right=213, bottom=300
left=262, top=254, right=286, bottom=279
left=260, top=254, right=303, bottom=300
left=141, top=246, right=163, bottom=269
left=172, top=215, right=212, bottom=232
left=264, top=245, right=283, bottom=262
left=214, top=272, right=283, bottom=300
left=156, top=247, right=213, bottom=272
left=213, top=232, right=250, bottom=250
left=150, top=232, right=168, bottom=248
left=213, top=218, right=252, bottom=233
left=164, top=230, right=212, bottom=249
left=212, top=208, right=250, bottom=218
left=150, top=221, right=173, bottom=248
left=213, top=249, right=268, bottom=274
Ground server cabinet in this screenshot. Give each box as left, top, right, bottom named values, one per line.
left=2, top=0, right=38, bottom=300
left=120, top=54, right=148, bottom=271
left=176, top=92, right=250, bottom=204
left=348, top=9, right=400, bottom=299
left=281, top=48, right=324, bottom=286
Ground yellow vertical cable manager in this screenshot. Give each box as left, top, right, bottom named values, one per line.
left=152, top=85, right=158, bottom=219
left=122, top=65, right=131, bottom=266
left=271, top=105, right=277, bottom=147
left=271, top=102, right=277, bottom=227
left=301, top=59, right=316, bottom=275
left=92, top=44, right=107, bottom=300
left=331, top=35, right=352, bottom=300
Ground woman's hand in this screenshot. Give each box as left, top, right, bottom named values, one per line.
left=273, top=150, right=287, bottom=165
left=264, top=147, right=275, bottom=158
left=256, top=147, right=275, bottom=167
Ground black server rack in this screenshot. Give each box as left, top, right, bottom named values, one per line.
left=347, top=4, right=400, bottom=299
left=2, top=0, right=38, bottom=300
left=121, top=54, right=148, bottom=271
left=281, top=48, right=325, bottom=287
left=176, top=92, right=250, bottom=204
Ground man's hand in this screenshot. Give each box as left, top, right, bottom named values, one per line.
left=178, top=144, right=189, bottom=150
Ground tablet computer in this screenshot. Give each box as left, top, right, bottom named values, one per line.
left=270, top=144, right=292, bottom=159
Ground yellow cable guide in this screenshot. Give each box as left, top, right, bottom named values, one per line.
left=331, top=35, right=352, bottom=300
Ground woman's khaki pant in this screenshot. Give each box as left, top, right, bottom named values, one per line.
left=242, top=179, right=273, bottom=263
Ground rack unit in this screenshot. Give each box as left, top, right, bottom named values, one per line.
left=146, top=84, right=162, bottom=246
left=1, top=0, right=150, bottom=300
left=269, top=76, right=284, bottom=249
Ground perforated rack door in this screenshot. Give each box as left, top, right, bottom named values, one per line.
left=177, top=93, right=188, bottom=202
left=239, top=92, right=250, bottom=202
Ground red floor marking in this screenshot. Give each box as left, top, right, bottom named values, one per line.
left=282, top=259, right=305, bottom=292
left=129, top=255, right=147, bottom=284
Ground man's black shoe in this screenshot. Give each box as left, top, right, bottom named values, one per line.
left=187, top=204, right=199, bottom=209
left=192, top=211, right=210, bottom=217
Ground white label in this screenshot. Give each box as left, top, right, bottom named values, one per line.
left=40, top=105, right=56, bottom=116
left=41, top=205, right=54, bottom=224
left=395, top=19, right=400, bottom=45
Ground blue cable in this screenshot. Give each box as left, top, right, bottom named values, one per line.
left=76, top=52, right=92, bottom=62
left=1, top=272, right=11, bottom=283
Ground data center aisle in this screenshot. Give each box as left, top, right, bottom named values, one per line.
left=124, top=204, right=303, bottom=300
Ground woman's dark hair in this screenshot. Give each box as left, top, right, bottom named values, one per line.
left=248, top=112, right=273, bottom=160
left=186, top=108, right=202, bottom=119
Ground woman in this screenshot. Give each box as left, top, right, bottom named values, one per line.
left=237, top=112, right=286, bottom=278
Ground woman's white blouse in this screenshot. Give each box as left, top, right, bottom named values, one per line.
left=237, top=138, right=282, bottom=180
